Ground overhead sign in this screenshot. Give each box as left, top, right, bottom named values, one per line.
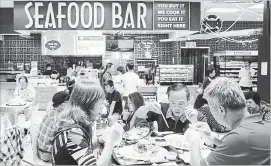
left=77, top=36, right=105, bottom=55
left=139, top=40, right=156, bottom=51
left=14, top=1, right=153, bottom=30
left=45, top=40, right=61, bottom=51
left=106, top=35, right=135, bottom=52
left=153, top=2, right=190, bottom=30
left=214, top=51, right=258, bottom=56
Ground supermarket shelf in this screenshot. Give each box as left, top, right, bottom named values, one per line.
left=159, top=65, right=194, bottom=84
left=161, top=77, right=187, bottom=79
left=219, top=66, right=258, bottom=69
left=160, top=81, right=193, bottom=82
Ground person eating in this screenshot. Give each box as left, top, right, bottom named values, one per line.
left=185, top=77, right=270, bottom=165
left=9, top=76, right=35, bottom=125
left=52, top=80, right=123, bottom=165
left=131, top=83, right=206, bottom=133
left=37, top=91, right=69, bottom=162
left=122, top=92, right=150, bottom=131
left=14, top=76, right=35, bottom=102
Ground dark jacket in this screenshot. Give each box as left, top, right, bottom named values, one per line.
left=144, top=103, right=206, bottom=133
left=202, top=76, right=211, bottom=90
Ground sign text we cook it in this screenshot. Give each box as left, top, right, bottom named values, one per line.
left=14, top=1, right=153, bottom=30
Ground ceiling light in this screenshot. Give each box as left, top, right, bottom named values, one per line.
left=206, top=8, right=241, bottom=13
left=248, top=4, right=264, bottom=9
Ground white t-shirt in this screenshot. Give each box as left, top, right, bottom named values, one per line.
left=121, top=72, right=142, bottom=97
left=113, top=75, right=124, bottom=95
left=238, top=68, right=256, bottom=87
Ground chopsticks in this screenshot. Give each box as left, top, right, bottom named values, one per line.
left=150, top=102, right=169, bottom=129
left=159, top=109, right=169, bottom=128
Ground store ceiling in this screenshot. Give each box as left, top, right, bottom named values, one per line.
left=202, top=1, right=264, bottom=21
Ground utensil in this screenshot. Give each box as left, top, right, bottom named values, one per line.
left=151, top=102, right=169, bottom=128
left=168, top=145, right=184, bottom=155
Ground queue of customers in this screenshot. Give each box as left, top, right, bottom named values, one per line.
left=9, top=62, right=270, bottom=165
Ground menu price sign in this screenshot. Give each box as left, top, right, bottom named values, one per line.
left=77, top=36, right=105, bottom=55
left=154, top=2, right=189, bottom=30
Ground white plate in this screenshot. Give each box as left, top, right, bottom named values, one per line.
left=116, top=144, right=168, bottom=162
left=164, top=134, right=206, bottom=150
left=123, top=127, right=150, bottom=140
left=179, top=149, right=212, bottom=163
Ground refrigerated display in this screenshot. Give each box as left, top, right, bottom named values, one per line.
left=159, top=65, right=194, bottom=83
left=214, top=51, right=258, bottom=86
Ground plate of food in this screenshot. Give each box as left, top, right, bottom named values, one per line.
left=164, top=134, right=206, bottom=151
left=114, top=140, right=169, bottom=164
left=6, top=98, right=26, bottom=106
left=123, top=127, right=151, bottom=141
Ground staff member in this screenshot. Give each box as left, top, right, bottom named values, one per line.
left=121, top=62, right=142, bottom=111
left=104, top=80, right=123, bottom=116
left=43, top=64, right=53, bottom=76
left=238, top=61, right=256, bottom=91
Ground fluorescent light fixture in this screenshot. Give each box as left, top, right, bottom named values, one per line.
left=206, top=8, right=241, bottom=13
left=224, top=0, right=241, bottom=3
left=248, top=4, right=264, bottom=9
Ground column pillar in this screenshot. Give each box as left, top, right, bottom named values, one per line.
left=257, top=0, right=270, bottom=103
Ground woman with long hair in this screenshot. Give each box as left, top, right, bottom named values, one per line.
left=52, top=80, right=123, bottom=165
left=123, top=92, right=149, bottom=131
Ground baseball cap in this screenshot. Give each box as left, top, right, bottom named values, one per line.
left=52, top=91, right=69, bottom=108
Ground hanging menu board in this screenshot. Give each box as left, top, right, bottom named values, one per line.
left=153, top=2, right=189, bottom=30
left=77, top=36, right=105, bottom=55
left=106, top=36, right=134, bottom=52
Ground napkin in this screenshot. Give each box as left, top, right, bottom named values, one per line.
left=179, top=149, right=212, bottom=163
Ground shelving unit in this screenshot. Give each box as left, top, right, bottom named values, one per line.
left=159, top=65, right=194, bottom=84
left=138, top=86, right=157, bottom=105
left=214, top=51, right=258, bottom=86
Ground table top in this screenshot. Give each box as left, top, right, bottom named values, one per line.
left=0, top=102, right=33, bottom=112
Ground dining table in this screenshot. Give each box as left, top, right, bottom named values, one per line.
left=93, top=120, right=228, bottom=166
left=16, top=118, right=228, bottom=166
left=0, top=102, right=33, bottom=138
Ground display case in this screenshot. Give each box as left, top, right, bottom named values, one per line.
left=138, top=86, right=157, bottom=105
left=159, top=65, right=194, bottom=83
left=214, top=51, right=258, bottom=86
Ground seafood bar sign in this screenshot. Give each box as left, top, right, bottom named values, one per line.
left=14, top=1, right=153, bottom=30
left=14, top=1, right=200, bottom=31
